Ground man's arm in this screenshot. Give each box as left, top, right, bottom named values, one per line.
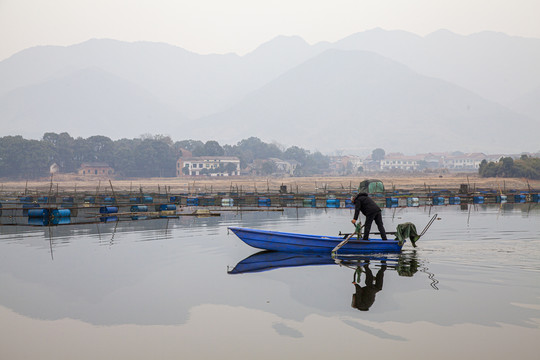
left=351, top=204, right=361, bottom=224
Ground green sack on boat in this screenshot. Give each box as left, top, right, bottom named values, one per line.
left=396, top=222, right=420, bottom=247
left=355, top=222, right=363, bottom=237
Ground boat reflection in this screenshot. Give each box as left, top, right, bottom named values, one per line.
left=229, top=250, right=431, bottom=311
left=228, top=250, right=420, bottom=276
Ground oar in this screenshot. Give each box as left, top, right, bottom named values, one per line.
left=332, top=223, right=363, bottom=256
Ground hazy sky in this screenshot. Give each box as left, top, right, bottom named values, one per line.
left=1, top=0, right=539, bottom=61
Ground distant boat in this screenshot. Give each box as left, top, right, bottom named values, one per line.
left=228, top=226, right=403, bottom=254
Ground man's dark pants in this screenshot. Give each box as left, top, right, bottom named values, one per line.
left=363, top=211, right=387, bottom=240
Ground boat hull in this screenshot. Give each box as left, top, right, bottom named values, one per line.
left=228, top=226, right=403, bottom=253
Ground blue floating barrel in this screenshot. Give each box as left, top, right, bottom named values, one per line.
left=386, top=197, right=398, bottom=208
left=131, top=215, right=148, bottom=221
left=199, top=198, right=215, bottom=206
left=51, top=217, right=71, bottom=225
left=345, top=199, right=354, bottom=208
left=22, top=203, right=39, bottom=216
left=159, top=204, right=176, bottom=211
left=259, top=197, right=272, bottom=207
left=130, top=197, right=141, bottom=203
left=99, top=206, right=118, bottom=214
left=142, top=196, right=153, bottom=204
left=130, top=205, right=148, bottom=212
left=51, top=209, right=71, bottom=218
left=84, top=196, right=95, bottom=204
left=496, top=195, right=507, bottom=203
left=62, top=197, right=74, bottom=204
left=19, top=196, right=33, bottom=203
left=187, top=198, right=199, bottom=206
left=303, top=197, right=316, bottom=207
left=103, top=197, right=115, bottom=204
left=28, top=208, right=50, bottom=218
left=326, top=198, right=340, bottom=208
left=449, top=196, right=461, bottom=205
left=473, top=196, right=484, bottom=204
left=407, top=197, right=419, bottom=207
left=432, top=196, right=445, bottom=205
left=170, top=196, right=180, bottom=203
left=22, top=203, right=40, bottom=209
left=514, top=194, right=526, bottom=203
left=221, top=198, right=234, bottom=206
left=28, top=217, right=49, bottom=226
left=532, top=194, right=540, bottom=203
left=37, top=197, right=49, bottom=203
left=100, top=216, right=118, bottom=222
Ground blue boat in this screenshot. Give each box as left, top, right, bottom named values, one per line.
left=228, top=226, right=404, bottom=254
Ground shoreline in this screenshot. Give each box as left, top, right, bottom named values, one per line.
left=1, top=173, right=538, bottom=195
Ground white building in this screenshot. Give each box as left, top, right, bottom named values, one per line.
left=176, top=156, right=241, bottom=177
left=442, top=153, right=497, bottom=170
left=269, top=158, right=298, bottom=176
left=380, top=155, right=422, bottom=171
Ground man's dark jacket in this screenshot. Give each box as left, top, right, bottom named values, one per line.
left=353, top=192, right=381, bottom=220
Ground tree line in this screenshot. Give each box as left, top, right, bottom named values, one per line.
left=0, top=133, right=330, bottom=179
left=478, top=155, right=540, bottom=180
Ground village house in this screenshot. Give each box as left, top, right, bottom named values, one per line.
left=268, top=158, right=298, bottom=176
left=441, top=153, right=501, bottom=170
left=78, top=162, right=114, bottom=176
left=176, top=156, right=241, bottom=176
left=380, top=154, right=423, bottom=171
left=329, top=155, right=365, bottom=174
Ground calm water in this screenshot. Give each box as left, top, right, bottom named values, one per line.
left=1, top=204, right=539, bottom=359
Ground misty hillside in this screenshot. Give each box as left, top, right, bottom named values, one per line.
left=334, top=29, right=540, bottom=111
left=0, top=67, right=186, bottom=139
left=0, top=39, right=244, bottom=118
left=194, top=49, right=537, bottom=154
left=0, top=29, right=539, bottom=153
left=0, top=37, right=326, bottom=119
left=511, top=85, right=540, bottom=120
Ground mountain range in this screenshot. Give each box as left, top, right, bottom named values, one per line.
left=1, top=29, right=539, bottom=154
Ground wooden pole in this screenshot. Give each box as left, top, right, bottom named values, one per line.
left=109, top=180, right=117, bottom=204
left=48, top=174, right=54, bottom=200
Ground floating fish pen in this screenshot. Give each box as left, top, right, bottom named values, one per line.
left=1, top=180, right=539, bottom=227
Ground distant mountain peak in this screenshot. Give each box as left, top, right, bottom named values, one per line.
left=1, top=30, right=540, bottom=153
left=247, top=35, right=310, bottom=56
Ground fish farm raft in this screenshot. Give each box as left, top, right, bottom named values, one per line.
left=0, top=181, right=538, bottom=227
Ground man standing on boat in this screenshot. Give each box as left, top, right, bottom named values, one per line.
left=351, top=192, right=388, bottom=240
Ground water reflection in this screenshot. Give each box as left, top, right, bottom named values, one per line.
left=0, top=205, right=538, bottom=330
left=229, top=250, right=434, bottom=312
left=351, top=262, right=386, bottom=311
